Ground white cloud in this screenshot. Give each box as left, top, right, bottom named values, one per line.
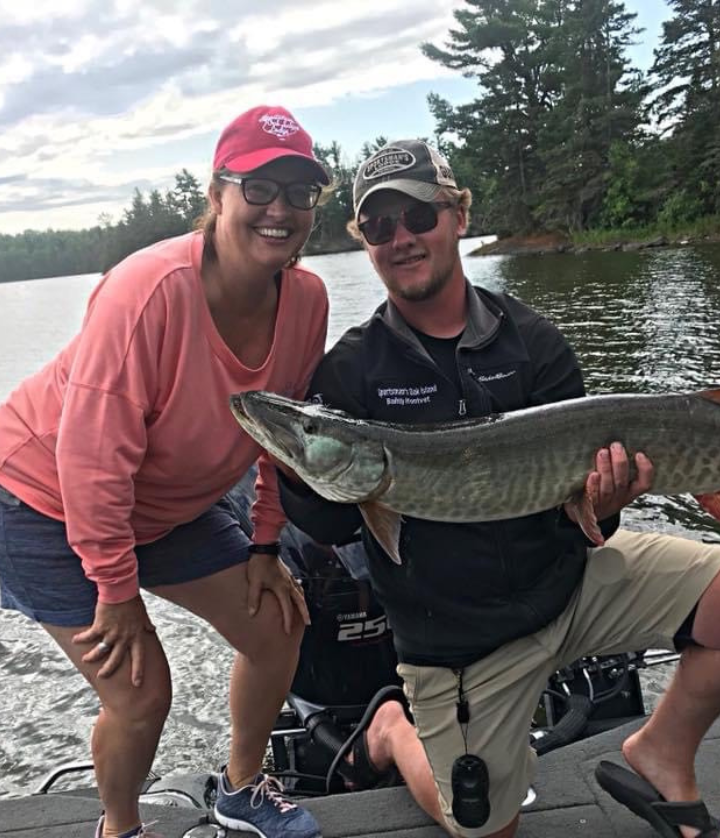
left=0, top=0, right=467, bottom=233
left=0, top=54, right=34, bottom=86
left=0, top=0, right=92, bottom=24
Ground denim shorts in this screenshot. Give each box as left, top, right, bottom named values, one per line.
left=0, top=487, right=252, bottom=627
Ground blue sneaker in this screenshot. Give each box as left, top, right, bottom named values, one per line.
left=214, top=771, right=321, bottom=838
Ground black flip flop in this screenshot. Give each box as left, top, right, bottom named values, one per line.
left=326, top=685, right=412, bottom=793
left=347, top=729, right=402, bottom=789
left=595, top=760, right=719, bottom=838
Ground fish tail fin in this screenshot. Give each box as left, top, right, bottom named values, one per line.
left=694, top=492, right=720, bottom=521
left=697, top=388, right=720, bottom=405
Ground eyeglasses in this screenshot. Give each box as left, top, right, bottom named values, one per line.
left=357, top=201, right=456, bottom=245
left=218, top=174, right=322, bottom=210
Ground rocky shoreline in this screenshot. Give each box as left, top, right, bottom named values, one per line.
left=470, top=231, right=720, bottom=257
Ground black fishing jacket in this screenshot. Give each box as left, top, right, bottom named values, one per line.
left=279, top=282, right=619, bottom=668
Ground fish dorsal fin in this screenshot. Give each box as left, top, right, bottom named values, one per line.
left=359, top=503, right=403, bottom=565
left=695, top=492, right=720, bottom=521
left=697, top=388, right=720, bottom=405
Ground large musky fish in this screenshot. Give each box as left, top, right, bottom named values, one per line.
left=230, top=389, right=720, bottom=564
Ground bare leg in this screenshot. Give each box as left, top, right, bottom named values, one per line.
left=365, top=701, right=519, bottom=838
left=364, top=701, right=443, bottom=822
left=225, top=599, right=302, bottom=786
left=149, top=562, right=303, bottom=788
left=43, top=623, right=171, bottom=837
left=622, top=574, right=720, bottom=838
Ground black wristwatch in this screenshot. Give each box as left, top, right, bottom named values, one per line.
left=247, top=542, right=281, bottom=556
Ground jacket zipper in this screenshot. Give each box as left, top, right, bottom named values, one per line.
left=384, top=322, right=474, bottom=419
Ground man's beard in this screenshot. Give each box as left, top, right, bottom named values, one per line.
left=389, top=267, right=452, bottom=302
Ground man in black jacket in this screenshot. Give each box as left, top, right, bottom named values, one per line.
left=279, top=140, right=720, bottom=838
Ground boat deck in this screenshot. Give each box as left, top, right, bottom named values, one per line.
left=3, top=717, right=719, bottom=837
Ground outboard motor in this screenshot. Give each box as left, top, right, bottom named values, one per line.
left=273, top=537, right=401, bottom=793
left=288, top=539, right=400, bottom=707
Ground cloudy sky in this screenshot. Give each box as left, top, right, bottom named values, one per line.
left=0, top=0, right=666, bottom=235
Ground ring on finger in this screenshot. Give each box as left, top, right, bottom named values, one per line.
left=95, top=640, right=112, bottom=654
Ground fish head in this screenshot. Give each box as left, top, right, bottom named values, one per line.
left=230, top=391, right=388, bottom=503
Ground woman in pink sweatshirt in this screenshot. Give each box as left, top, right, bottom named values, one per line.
left=0, top=105, right=329, bottom=838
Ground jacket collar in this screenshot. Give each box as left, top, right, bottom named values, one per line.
left=377, top=280, right=503, bottom=353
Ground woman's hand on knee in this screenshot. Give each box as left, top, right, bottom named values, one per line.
left=73, top=595, right=157, bottom=687
left=247, top=555, right=310, bottom=633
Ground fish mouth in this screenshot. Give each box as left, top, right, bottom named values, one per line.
left=265, top=424, right=302, bottom=461
left=231, top=391, right=296, bottom=423
left=230, top=394, right=249, bottom=418
left=230, top=392, right=304, bottom=462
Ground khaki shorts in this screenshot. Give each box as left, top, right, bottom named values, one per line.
left=397, top=529, right=720, bottom=836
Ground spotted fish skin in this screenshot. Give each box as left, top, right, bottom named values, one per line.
left=230, top=389, right=720, bottom=559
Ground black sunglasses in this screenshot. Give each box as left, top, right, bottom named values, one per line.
left=219, top=174, right=322, bottom=210
left=358, top=201, right=455, bottom=245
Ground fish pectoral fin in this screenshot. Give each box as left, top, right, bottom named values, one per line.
left=694, top=492, right=720, bottom=521
left=566, top=492, right=605, bottom=547
left=359, top=503, right=403, bottom=565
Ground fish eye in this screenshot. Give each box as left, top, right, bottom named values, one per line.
left=301, top=416, right=317, bottom=434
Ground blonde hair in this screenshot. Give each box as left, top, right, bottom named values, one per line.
left=346, top=186, right=472, bottom=241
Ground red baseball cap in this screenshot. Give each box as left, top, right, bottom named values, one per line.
left=213, top=105, right=329, bottom=184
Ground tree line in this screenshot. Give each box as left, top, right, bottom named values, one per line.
left=1, top=0, right=718, bottom=283
left=0, top=142, right=385, bottom=283
left=424, top=0, right=720, bottom=237
left=0, top=170, right=208, bottom=284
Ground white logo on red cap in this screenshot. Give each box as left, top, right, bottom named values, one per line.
left=260, top=114, right=300, bottom=141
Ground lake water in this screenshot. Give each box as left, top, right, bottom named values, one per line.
left=2, top=237, right=720, bottom=796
